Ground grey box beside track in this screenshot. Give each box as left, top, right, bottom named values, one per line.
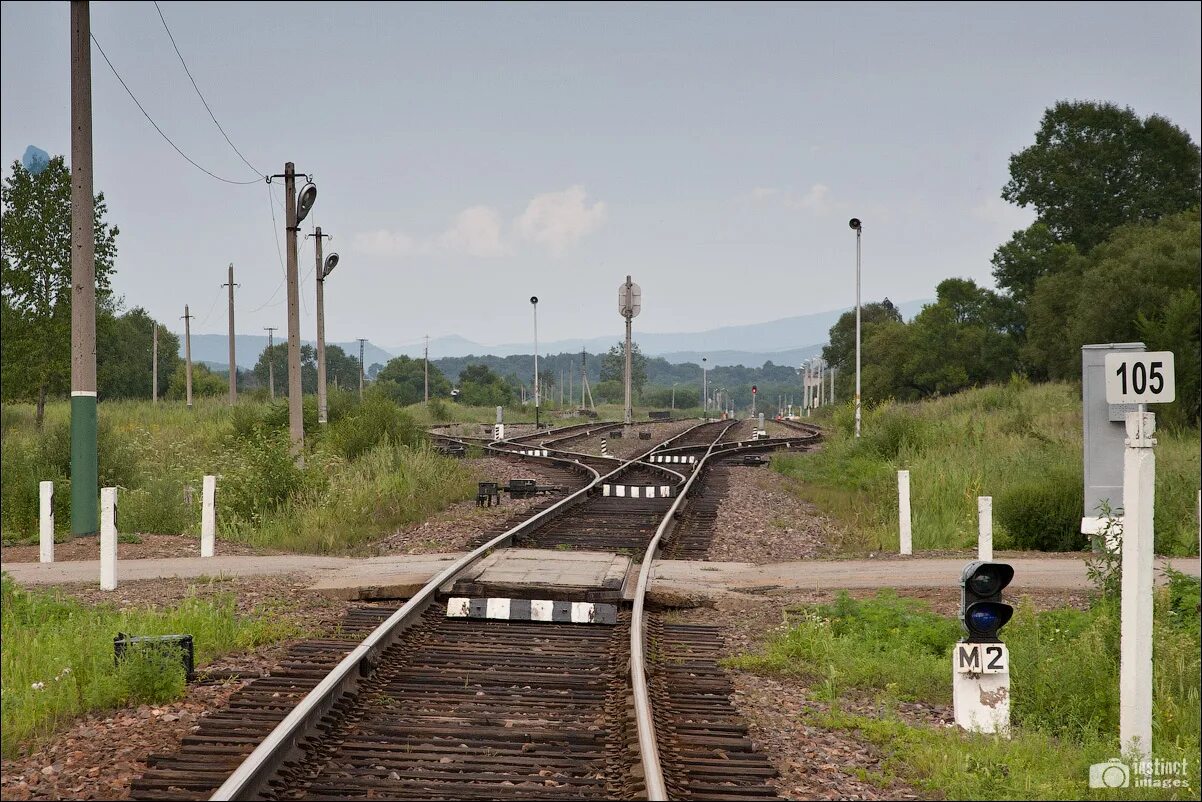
left=1082, top=343, right=1144, bottom=527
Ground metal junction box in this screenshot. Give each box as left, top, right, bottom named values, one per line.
left=1081, top=342, right=1144, bottom=535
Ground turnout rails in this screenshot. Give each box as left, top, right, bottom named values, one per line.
left=132, top=418, right=819, bottom=801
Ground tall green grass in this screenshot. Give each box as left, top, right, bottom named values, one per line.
left=731, top=579, right=1201, bottom=800
left=0, top=573, right=304, bottom=757
left=773, top=381, right=1200, bottom=555
left=1, top=394, right=476, bottom=553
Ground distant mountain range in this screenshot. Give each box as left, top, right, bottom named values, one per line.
left=184, top=298, right=929, bottom=371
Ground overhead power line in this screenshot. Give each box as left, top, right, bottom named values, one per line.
left=91, top=33, right=262, bottom=186
left=152, top=1, right=262, bottom=178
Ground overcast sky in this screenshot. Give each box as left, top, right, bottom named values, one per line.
left=2, top=1, right=1199, bottom=350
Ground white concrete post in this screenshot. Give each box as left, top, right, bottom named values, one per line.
left=1120, top=411, right=1155, bottom=760
left=201, top=474, right=217, bottom=557
left=978, top=496, right=993, bottom=561
left=39, top=481, right=55, bottom=563
left=100, top=487, right=118, bottom=591
left=898, top=470, right=912, bottom=555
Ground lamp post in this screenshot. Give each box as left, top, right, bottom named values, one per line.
left=270, top=163, right=316, bottom=460
left=531, top=296, right=540, bottom=429
left=849, top=217, right=862, bottom=438
left=315, top=246, right=339, bottom=424
left=701, top=357, right=707, bottom=420
left=672, top=381, right=678, bottom=411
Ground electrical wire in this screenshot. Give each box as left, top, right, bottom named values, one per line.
left=193, top=284, right=224, bottom=327
left=152, top=1, right=262, bottom=178
left=91, top=33, right=262, bottom=185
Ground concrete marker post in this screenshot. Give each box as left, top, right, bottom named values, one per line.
left=201, top=474, right=217, bottom=558
left=898, top=470, right=912, bottom=555
left=39, top=481, right=55, bottom=563
left=100, top=487, right=117, bottom=591
left=978, top=496, right=993, bottom=561
left=1120, top=411, right=1156, bottom=760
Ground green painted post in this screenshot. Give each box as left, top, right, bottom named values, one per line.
left=70, top=1, right=98, bottom=535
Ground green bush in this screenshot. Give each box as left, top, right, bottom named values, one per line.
left=996, top=468, right=1085, bottom=551
left=858, top=404, right=930, bottom=460
left=216, top=430, right=304, bottom=527
left=322, top=397, right=423, bottom=462
left=426, top=398, right=452, bottom=422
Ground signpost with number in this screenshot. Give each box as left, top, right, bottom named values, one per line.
left=1104, top=351, right=1174, bottom=760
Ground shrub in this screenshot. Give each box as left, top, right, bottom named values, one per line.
left=216, top=430, right=304, bottom=527
left=995, top=467, right=1085, bottom=551
left=426, top=398, right=452, bottom=422
left=858, top=403, right=929, bottom=460
left=322, top=397, right=423, bottom=462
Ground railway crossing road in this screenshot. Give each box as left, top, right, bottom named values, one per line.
left=5, top=551, right=1197, bottom=597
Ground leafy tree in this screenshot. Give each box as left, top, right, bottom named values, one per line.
left=252, top=343, right=317, bottom=396
left=822, top=299, right=903, bottom=402
left=1003, top=101, right=1201, bottom=252
left=374, top=355, right=450, bottom=405
left=457, top=363, right=514, bottom=406
left=96, top=307, right=180, bottom=399
left=600, top=341, right=647, bottom=393
left=166, top=361, right=225, bottom=400
left=0, top=156, right=120, bottom=425
left=990, top=223, right=1081, bottom=306
left=323, top=344, right=361, bottom=390
left=1028, top=208, right=1200, bottom=425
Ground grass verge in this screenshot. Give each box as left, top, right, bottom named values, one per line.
left=0, top=573, right=306, bottom=757
left=728, top=575, right=1201, bottom=800
left=772, top=381, right=1200, bottom=555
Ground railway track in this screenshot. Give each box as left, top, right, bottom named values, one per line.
left=133, top=418, right=818, bottom=801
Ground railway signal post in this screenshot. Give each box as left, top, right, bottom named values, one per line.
left=953, top=561, right=1014, bottom=734
left=619, top=276, right=641, bottom=426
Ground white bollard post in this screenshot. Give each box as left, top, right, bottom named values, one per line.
left=39, top=481, right=55, bottom=563
left=898, top=470, right=912, bottom=555
left=978, top=496, right=993, bottom=561
left=100, top=487, right=118, bottom=591
left=201, top=474, right=217, bottom=558
left=1120, top=411, right=1156, bottom=760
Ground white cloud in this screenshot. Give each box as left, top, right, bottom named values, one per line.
left=516, top=185, right=607, bottom=255
left=744, top=183, right=837, bottom=215
left=439, top=205, right=506, bottom=257
left=352, top=228, right=416, bottom=257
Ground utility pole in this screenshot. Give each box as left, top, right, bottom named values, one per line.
left=224, top=263, right=238, bottom=404
left=263, top=327, right=277, bottom=400
left=850, top=218, right=863, bottom=437
left=283, top=163, right=304, bottom=457
left=424, top=334, right=429, bottom=404
left=182, top=305, right=193, bottom=408
left=69, top=0, right=98, bottom=536
left=357, top=338, right=367, bottom=400
left=310, top=226, right=332, bottom=423
left=152, top=324, right=158, bottom=403
left=701, top=357, right=707, bottom=420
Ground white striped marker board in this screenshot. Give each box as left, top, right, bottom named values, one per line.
left=446, top=597, right=617, bottom=625
left=601, top=484, right=674, bottom=498
left=649, top=455, right=697, bottom=464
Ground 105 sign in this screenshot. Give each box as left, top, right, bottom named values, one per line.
left=1104, top=352, right=1175, bottom=405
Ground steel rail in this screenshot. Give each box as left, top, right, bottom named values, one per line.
left=630, top=418, right=740, bottom=801
left=210, top=419, right=716, bottom=801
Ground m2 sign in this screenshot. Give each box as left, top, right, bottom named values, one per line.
left=1104, top=352, right=1175, bottom=405
left=954, top=642, right=1009, bottom=674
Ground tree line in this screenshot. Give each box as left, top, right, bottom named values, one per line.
left=821, top=101, right=1200, bottom=428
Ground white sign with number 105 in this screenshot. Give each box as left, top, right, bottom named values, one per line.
left=1104, top=352, right=1175, bottom=405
